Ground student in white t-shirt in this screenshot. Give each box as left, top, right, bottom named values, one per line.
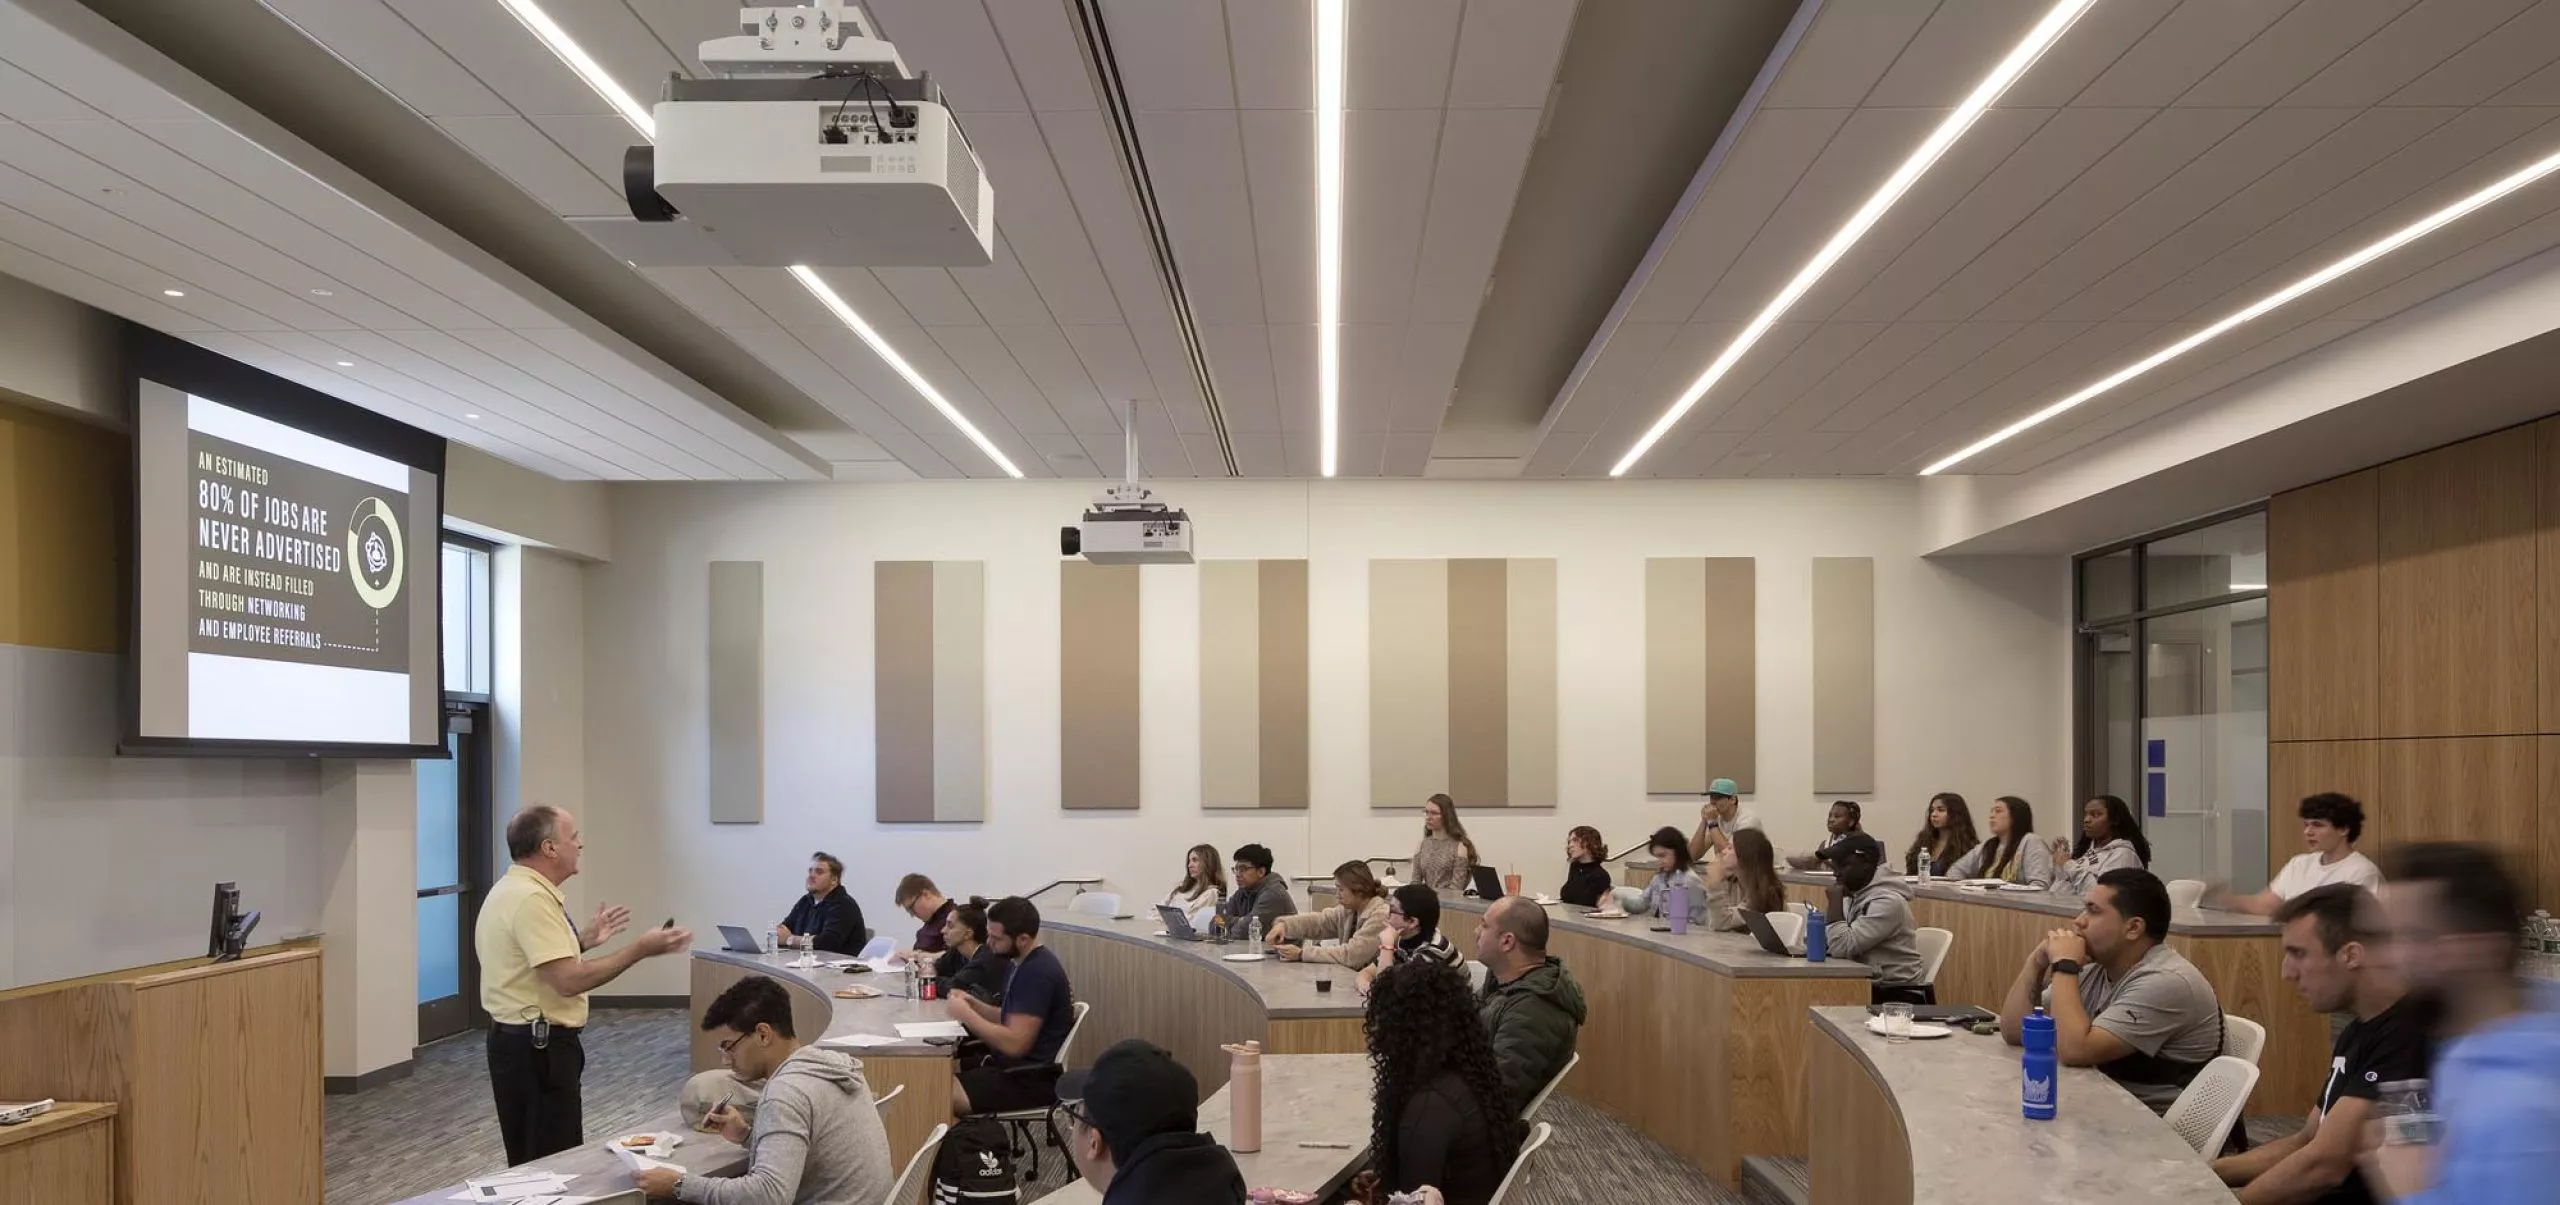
left=2212, top=793, right=2384, bottom=916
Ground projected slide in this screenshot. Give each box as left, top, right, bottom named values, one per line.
left=130, top=331, right=443, bottom=755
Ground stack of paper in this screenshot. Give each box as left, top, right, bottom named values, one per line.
left=450, top=1170, right=578, bottom=1201
left=894, top=1020, right=966, bottom=1039
left=819, top=1032, right=905, bottom=1049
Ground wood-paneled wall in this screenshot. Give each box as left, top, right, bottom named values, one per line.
left=2269, top=419, right=2560, bottom=906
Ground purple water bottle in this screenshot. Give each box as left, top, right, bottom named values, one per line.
left=2021, top=1008, right=2058, bottom=1120
left=1666, top=875, right=1690, bottom=935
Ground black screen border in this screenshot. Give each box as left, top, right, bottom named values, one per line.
left=119, top=324, right=451, bottom=760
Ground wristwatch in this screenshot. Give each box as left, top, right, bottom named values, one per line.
left=2049, top=958, right=2083, bottom=978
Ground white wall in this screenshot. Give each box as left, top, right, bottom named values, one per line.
left=494, top=545, right=593, bottom=915
left=579, top=478, right=2073, bottom=995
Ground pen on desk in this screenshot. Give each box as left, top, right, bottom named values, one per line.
left=1297, top=1141, right=1353, bottom=1149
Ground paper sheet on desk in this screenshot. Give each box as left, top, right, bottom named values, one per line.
left=894, top=1021, right=965, bottom=1039
left=820, top=1032, right=906, bottom=1048
left=450, top=1171, right=577, bottom=1201
left=610, top=1144, right=682, bottom=1174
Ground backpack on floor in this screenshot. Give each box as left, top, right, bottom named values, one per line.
left=931, top=1116, right=1019, bottom=1203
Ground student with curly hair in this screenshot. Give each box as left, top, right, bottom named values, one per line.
left=1352, top=962, right=1523, bottom=1205
left=2213, top=793, right=2383, bottom=916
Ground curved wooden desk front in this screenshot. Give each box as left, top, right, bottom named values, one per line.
left=1806, top=1006, right=2230, bottom=1204
left=1780, top=872, right=2320, bottom=1114
left=689, top=949, right=959, bottom=1168
left=1440, top=897, right=1873, bottom=1187
left=1038, top=914, right=1370, bottom=1099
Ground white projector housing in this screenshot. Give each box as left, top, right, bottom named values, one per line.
left=1063, top=484, right=1193, bottom=566
left=647, top=91, right=992, bottom=268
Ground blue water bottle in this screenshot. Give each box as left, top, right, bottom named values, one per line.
left=1803, top=904, right=1827, bottom=962
left=2021, top=1007, right=2058, bottom=1120
left=1666, top=875, right=1691, bottom=936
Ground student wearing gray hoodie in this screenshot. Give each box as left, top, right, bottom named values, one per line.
left=1820, top=834, right=1930, bottom=1005
left=637, top=976, right=893, bottom=1205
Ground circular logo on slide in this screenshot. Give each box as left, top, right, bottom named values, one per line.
left=347, top=497, right=405, bottom=610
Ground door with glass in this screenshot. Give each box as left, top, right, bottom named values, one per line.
left=417, top=701, right=492, bottom=1042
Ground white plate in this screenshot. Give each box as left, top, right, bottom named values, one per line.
left=1995, top=883, right=2046, bottom=893
left=1583, top=910, right=1628, bottom=920
left=1221, top=952, right=1268, bottom=962
left=1959, top=879, right=2009, bottom=888
left=1865, top=1020, right=1955, bottom=1040
left=1532, top=895, right=1562, bottom=905
left=612, top=1131, right=683, bottom=1159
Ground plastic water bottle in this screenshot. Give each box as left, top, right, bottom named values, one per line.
left=765, top=926, right=779, bottom=955
left=2021, top=1008, right=2057, bottom=1120
left=1248, top=915, right=1264, bottom=957
left=1666, top=875, right=1691, bottom=936
left=1804, top=904, right=1828, bottom=962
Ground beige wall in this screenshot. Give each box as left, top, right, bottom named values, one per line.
left=320, top=760, right=419, bottom=1078
left=446, top=443, right=612, bottom=562
left=495, top=545, right=592, bottom=912
left=0, top=271, right=117, bottom=426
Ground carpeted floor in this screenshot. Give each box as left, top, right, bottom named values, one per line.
left=325, top=1008, right=1747, bottom=1205
left=326, top=1009, right=2290, bottom=1205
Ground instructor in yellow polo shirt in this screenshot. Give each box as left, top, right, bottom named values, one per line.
left=477, top=805, right=692, bottom=1165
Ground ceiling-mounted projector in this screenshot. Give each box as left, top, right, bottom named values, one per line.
left=1062, top=483, right=1193, bottom=566
left=616, top=2, right=994, bottom=268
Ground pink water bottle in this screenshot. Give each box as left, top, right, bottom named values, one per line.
left=1222, top=1041, right=1263, bottom=1153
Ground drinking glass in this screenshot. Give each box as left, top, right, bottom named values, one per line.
left=1881, top=1002, right=1915, bottom=1043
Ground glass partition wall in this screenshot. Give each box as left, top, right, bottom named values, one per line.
left=2075, top=509, right=2270, bottom=893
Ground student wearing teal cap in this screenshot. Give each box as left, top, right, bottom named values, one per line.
left=1688, top=776, right=1762, bottom=863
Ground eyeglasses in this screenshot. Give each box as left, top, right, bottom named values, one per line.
left=1051, top=1099, right=1092, bottom=1134
left=717, top=1033, right=748, bottom=1058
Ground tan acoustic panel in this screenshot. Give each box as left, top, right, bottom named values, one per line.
left=2377, top=427, right=2535, bottom=738
left=1811, top=558, right=1874, bottom=795
left=1646, top=558, right=1756, bottom=794
left=2269, top=472, right=2379, bottom=742
left=706, top=560, right=763, bottom=824
left=1061, top=561, right=1141, bottom=810
left=1370, top=559, right=1554, bottom=808
left=0, top=401, right=123, bottom=654
left=1201, top=560, right=1309, bottom=809
left=2539, top=420, right=2560, bottom=733
left=873, top=561, right=986, bottom=823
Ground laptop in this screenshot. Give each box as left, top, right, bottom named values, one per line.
left=716, top=925, right=766, bottom=954
left=1464, top=865, right=1505, bottom=900
left=1736, top=909, right=1795, bottom=957
left=1155, top=904, right=1209, bottom=941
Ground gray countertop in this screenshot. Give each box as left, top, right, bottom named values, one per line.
left=1042, top=913, right=1370, bottom=1019
left=387, top=1109, right=745, bottom=1204
left=694, top=948, right=963, bottom=1055
left=1440, top=896, right=1873, bottom=979
left=1031, top=1052, right=1374, bottom=1204
left=1780, top=870, right=2282, bottom=937
left=1809, top=1007, right=2231, bottom=1202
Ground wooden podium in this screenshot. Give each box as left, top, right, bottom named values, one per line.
left=0, top=944, right=322, bottom=1205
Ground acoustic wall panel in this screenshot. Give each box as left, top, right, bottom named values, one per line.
left=873, top=560, right=986, bottom=823
left=1062, top=561, right=1142, bottom=810
left=1811, top=557, right=1874, bottom=795
left=1646, top=558, right=1757, bottom=794
left=1200, top=559, right=1309, bottom=809
left=706, top=560, right=763, bottom=824
left=1370, top=558, right=1555, bottom=808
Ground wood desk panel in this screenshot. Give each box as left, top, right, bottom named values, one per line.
left=1806, top=1031, right=1911, bottom=1205
left=0, top=1102, right=115, bottom=1205
left=1036, top=927, right=1271, bottom=1096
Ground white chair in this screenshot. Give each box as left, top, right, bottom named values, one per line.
left=2167, top=879, right=2208, bottom=911
left=1067, top=892, right=1121, bottom=917
left=2165, top=1055, right=2261, bottom=1156
left=2223, top=1014, right=2267, bottom=1067
left=1189, top=904, right=1219, bottom=932
left=857, top=935, right=896, bottom=963
left=872, top=1083, right=904, bottom=1109
left=990, top=1000, right=1093, bottom=1179
left=1609, top=886, right=1646, bottom=913
left=1519, top=1051, right=1579, bottom=1120
left=1466, top=960, right=1490, bottom=994
left=1765, top=909, right=1806, bottom=951
left=1915, top=927, right=1954, bottom=1001
left=1485, top=1120, right=1555, bottom=1205
left=881, top=1121, right=948, bottom=1205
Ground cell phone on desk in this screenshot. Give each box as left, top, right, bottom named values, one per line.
left=1649, top=923, right=1672, bottom=932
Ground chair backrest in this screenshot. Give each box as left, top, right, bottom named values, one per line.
left=1067, top=892, right=1121, bottom=917
left=873, top=1083, right=904, bottom=1109
left=2164, top=1055, right=2261, bottom=1156
left=1914, top=927, right=1954, bottom=986
left=1466, top=960, right=1490, bottom=994
left=1190, top=904, right=1219, bottom=932
left=1766, top=909, right=1806, bottom=949
left=2166, top=879, right=2208, bottom=911
left=1056, top=1000, right=1094, bottom=1067
left=2223, top=1014, right=2267, bottom=1066
left=882, top=1121, right=950, bottom=1205
left=858, top=935, right=896, bottom=963
left=1486, top=1121, right=1554, bottom=1205
left=1609, top=886, right=1646, bottom=913
left=1519, top=1051, right=1579, bottom=1120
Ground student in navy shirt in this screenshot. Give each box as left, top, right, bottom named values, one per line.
left=947, top=895, right=1078, bottom=1116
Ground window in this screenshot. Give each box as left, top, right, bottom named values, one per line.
left=441, top=536, right=493, bottom=697
left=2075, top=509, right=2270, bottom=892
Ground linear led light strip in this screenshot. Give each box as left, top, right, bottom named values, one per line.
left=1922, top=141, right=2560, bottom=475
left=499, top=0, right=1024, bottom=477
left=1611, top=0, right=2094, bottom=477
left=1315, top=0, right=1346, bottom=477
